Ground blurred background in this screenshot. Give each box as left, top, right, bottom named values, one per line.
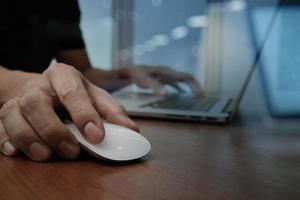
left=77, top=0, right=299, bottom=116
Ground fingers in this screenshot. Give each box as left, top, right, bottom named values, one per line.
left=19, top=86, right=80, bottom=160
left=176, top=73, right=205, bottom=96
left=132, top=70, right=166, bottom=95
left=89, top=85, right=140, bottom=132
left=45, top=63, right=105, bottom=144
left=0, top=120, right=17, bottom=156
left=145, top=66, right=204, bottom=96
left=0, top=99, right=52, bottom=161
left=168, top=83, right=186, bottom=94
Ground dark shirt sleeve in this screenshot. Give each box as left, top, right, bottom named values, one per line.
left=45, top=0, right=85, bottom=50
left=0, top=0, right=85, bottom=72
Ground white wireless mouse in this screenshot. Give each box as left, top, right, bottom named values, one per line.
left=66, top=123, right=151, bottom=161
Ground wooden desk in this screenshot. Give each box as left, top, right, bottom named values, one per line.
left=0, top=71, right=299, bottom=200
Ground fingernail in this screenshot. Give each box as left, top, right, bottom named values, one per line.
left=29, top=142, right=51, bottom=161
left=84, top=122, right=104, bottom=144
left=57, top=141, right=79, bottom=160
left=1, top=140, right=16, bottom=156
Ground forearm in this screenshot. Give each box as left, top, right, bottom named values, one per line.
left=83, top=68, right=132, bottom=92
left=83, top=68, right=122, bottom=79
left=57, top=49, right=130, bottom=79
left=0, top=66, right=40, bottom=106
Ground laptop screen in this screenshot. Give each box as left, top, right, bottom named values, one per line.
left=250, top=0, right=300, bottom=116
left=130, top=0, right=281, bottom=98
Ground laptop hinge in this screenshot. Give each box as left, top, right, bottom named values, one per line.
left=222, top=98, right=234, bottom=113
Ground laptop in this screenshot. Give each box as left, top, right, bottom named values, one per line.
left=112, top=0, right=280, bottom=123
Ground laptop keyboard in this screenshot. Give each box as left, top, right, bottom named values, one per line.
left=142, top=96, right=220, bottom=112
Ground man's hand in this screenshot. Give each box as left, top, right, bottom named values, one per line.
left=84, top=66, right=204, bottom=96
left=118, top=66, right=204, bottom=95
left=0, top=63, right=138, bottom=161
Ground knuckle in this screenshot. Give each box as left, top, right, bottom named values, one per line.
left=49, top=63, right=70, bottom=71
left=38, top=121, right=61, bottom=142
left=58, top=82, right=81, bottom=103
left=46, top=63, right=77, bottom=76
left=11, top=128, right=32, bottom=146
left=72, top=104, right=98, bottom=123
left=20, top=89, right=43, bottom=115
left=20, top=79, right=51, bottom=98
left=74, top=104, right=92, bottom=119
left=0, top=99, right=19, bottom=120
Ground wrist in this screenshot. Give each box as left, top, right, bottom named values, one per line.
left=84, top=67, right=128, bottom=80
left=0, top=69, right=41, bottom=105
left=116, top=67, right=131, bottom=79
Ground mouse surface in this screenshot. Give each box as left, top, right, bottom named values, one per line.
left=66, top=123, right=151, bottom=161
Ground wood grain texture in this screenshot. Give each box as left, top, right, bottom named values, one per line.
left=0, top=71, right=299, bottom=200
